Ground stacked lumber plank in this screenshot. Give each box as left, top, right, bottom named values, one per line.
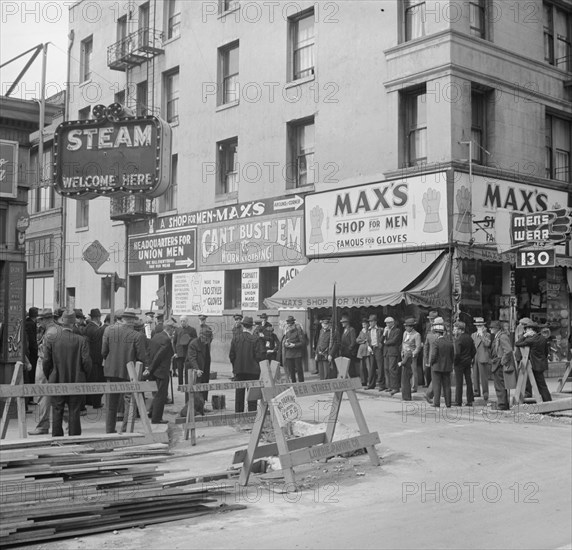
left=0, top=433, right=244, bottom=547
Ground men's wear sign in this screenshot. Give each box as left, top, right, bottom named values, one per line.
left=128, top=229, right=196, bottom=274
left=172, top=271, right=224, bottom=316
left=0, top=140, right=18, bottom=198
left=304, top=172, right=449, bottom=257
left=242, top=269, right=259, bottom=310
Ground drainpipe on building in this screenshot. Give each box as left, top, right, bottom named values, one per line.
left=60, top=30, right=74, bottom=309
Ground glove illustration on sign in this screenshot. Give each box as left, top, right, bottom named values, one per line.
left=547, top=207, right=572, bottom=241
left=191, top=273, right=202, bottom=312
left=455, top=186, right=472, bottom=234
left=422, top=188, right=443, bottom=233
left=309, top=205, right=325, bottom=244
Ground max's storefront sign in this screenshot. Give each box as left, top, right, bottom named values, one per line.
left=53, top=115, right=172, bottom=199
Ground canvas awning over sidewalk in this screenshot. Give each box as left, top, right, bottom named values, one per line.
left=265, top=250, right=453, bottom=310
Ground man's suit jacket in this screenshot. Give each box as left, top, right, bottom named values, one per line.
left=102, top=323, right=148, bottom=380
left=148, top=330, right=175, bottom=379
left=490, top=331, right=514, bottom=373
left=85, top=321, right=103, bottom=366
left=340, top=326, right=357, bottom=359
left=186, top=337, right=207, bottom=372
left=174, top=325, right=197, bottom=357
left=515, top=333, right=549, bottom=372
left=471, top=330, right=492, bottom=363
left=43, top=328, right=92, bottom=384
left=429, top=335, right=454, bottom=373
left=383, top=326, right=402, bottom=358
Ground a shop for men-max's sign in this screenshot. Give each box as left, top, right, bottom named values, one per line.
left=53, top=114, right=172, bottom=198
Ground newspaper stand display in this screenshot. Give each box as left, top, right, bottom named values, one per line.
left=0, top=361, right=157, bottom=439
left=234, top=357, right=380, bottom=488
left=177, top=363, right=284, bottom=445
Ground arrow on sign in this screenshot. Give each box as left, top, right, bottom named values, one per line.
left=273, top=195, right=304, bottom=211
left=175, top=257, right=194, bottom=268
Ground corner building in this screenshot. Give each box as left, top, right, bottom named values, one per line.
left=64, top=0, right=571, bottom=364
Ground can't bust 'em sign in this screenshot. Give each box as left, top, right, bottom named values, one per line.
left=53, top=107, right=172, bottom=199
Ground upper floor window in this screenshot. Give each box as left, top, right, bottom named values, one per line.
left=546, top=114, right=571, bottom=182
left=80, top=36, right=93, bottom=82
left=76, top=199, right=89, bottom=229
left=544, top=2, right=571, bottom=72
left=471, top=89, right=488, bottom=164
left=164, top=69, right=180, bottom=124
left=288, top=118, right=315, bottom=188
left=403, top=88, right=427, bottom=166
left=404, top=1, right=426, bottom=41
left=158, top=154, right=178, bottom=212
left=166, top=0, right=181, bottom=40
left=290, top=10, right=315, bottom=81
left=469, top=0, right=486, bottom=38
left=78, top=106, right=91, bottom=120
left=137, top=80, right=148, bottom=116
left=114, top=89, right=126, bottom=106
left=217, top=138, right=238, bottom=195
left=219, top=42, right=239, bottom=105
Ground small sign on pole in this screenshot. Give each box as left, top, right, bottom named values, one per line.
left=270, top=387, right=302, bottom=428
left=83, top=240, right=110, bottom=272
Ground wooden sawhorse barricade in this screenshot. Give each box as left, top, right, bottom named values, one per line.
left=234, top=358, right=380, bottom=487
left=556, top=361, right=572, bottom=393
left=0, top=362, right=157, bottom=439
left=511, top=347, right=543, bottom=407
left=177, top=364, right=284, bottom=445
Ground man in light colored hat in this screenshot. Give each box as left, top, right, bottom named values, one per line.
left=43, top=311, right=92, bottom=436
left=489, top=320, right=512, bottom=410
left=399, top=318, right=422, bottom=400
left=383, top=317, right=402, bottom=395
left=102, top=307, right=149, bottom=432
left=424, top=316, right=444, bottom=404
left=428, top=322, right=454, bottom=407
left=471, top=317, right=492, bottom=403
left=29, top=309, right=62, bottom=435
left=282, top=315, right=306, bottom=382
left=422, top=311, right=439, bottom=387
left=367, top=314, right=385, bottom=390
left=515, top=319, right=552, bottom=402
left=453, top=321, right=476, bottom=406
left=144, top=318, right=178, bottom=424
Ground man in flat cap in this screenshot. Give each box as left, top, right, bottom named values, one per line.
left=315, top=317, right=339, bottom=380
left=43, top=311, right=92, bottom=436
left=258, top=312, right=273, bottom=338
left=471, top=317, right=492, bottom=403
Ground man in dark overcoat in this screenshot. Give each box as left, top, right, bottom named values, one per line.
left=173, top=315, right=197, bottom=385
left=429, top=322, right=454, bottom=407
left=383, top=316, right=402, bottom=395
left=453, top=321, right=476, bottom=406
left=339, top=314, right=358, bottom=378
left=43, top=311, right=91, bottom=436
left=85, top=308, right=104, bottom=408
left=489, top=320, right=513, bottom=410
left=282, top=315, right=306, bottom=382
left=367, top=314, right=384, bottom=390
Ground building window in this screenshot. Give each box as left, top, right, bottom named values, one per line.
left=26, top=236, right=55, bottom=272
left=403, top=88, right=427, bottom=166
left=80, top=36, right=93, bottom=82
left=158, top=154, right=178, bottom=212
left=287, top=118, right=315, bottom=188
left=471, top=90, right=487, bottom=164
left=259, top=267, right=278, bottom=309
left=289, top=10, right=315, bottom=81
left=128, top=275, right=141, bottom=309
left=136, top=80, right=148, bottom=116
left=76, top=199, right=89, bottom=228
left=26, top=276, right=54, bottom=310
left=544, top=2, right=571, bottom=71
left=220, top=0, right=240, bottom=13
left=138, top=2, right=150, bottom=46
left=217, top=138, right=238, bottom=195
left=164, top=69, right=179, bottom=124
left=224, top=269, right=241, bottom=310
left=29, top=149, right=55, bottom=213
left=78, top=106, right=91, bottom=120
left=166, top=0, right=180, bottom=40
left=219, top=42, right=239, bottom=105
left=101, top=277, right=111, bottom=310
left=546, top=114, right=571, bottom=182
left=404, top=1, right=426, bottom=41
left=469, top=0, right=486, bottom=38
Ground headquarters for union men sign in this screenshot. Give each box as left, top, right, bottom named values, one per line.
left=53, top=115, right=172, bottom=199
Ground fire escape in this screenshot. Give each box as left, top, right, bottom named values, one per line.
left=107, top=27, right=164, bottom=222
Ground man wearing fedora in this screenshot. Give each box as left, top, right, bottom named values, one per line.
left=229, top=316, right=265, bottom=413
left=315, top=316, right=338, bottom=380
left=339, top=314, right=358, bottom=378
left=367, top=314, right=385, bottom=390
left=423, top=316, right=445, bottom=403
left=453, top=321, right=476, bottom=406
left=144, top=318, right=178, bottom=424
left=383, top=317, right=402, bottom=395
left=429, top=322, right=454, bottom=407
left=43, top=311, right=92, bottom=436
left=515, top=320, right=552, bottom=402
left=29, top=309, right=62, bottom=435
left=399, top=318, right=422, bottom=400
left=173, top=316, right=197, bottom=385
left=85, top=308, right=105, bottom=409
left=422, top=311, right=439, bottom=388
left=471, top=317, right=492, bottom=402
left=282, top=315, right=306, bottom=382
left=489, top=320, right=513, bottom=410
left=102, top=307, right=149, bottom=433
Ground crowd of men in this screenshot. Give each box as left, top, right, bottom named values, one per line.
left=22, top=305, right=554, bottom=437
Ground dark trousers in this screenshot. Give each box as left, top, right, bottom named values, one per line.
left=286, top=357, right=304, bottom=383
left=86, top=362, right=104, bottom=408
left=454, top=364, right=474, bottom=405
left=400, top=356, right=413, bottom=400
left=175, top=357, right=186, bottom=385
left=53, top=395, right=83, bottom=436
left=386, top=355, right=400, bottom=391
left=105, top=376, right=130, bottom=433
left=317, top=359, right=334, bottom=380
left=473, top=361, right=490, bottom=399
left=235, top=373, right=259, bottom=413
left=424, top=365, right=432, bottom=387
left=432, top=371, right=451, bottom=407
left=529, top=370, right=552, bottom=402
left=492, top=368, right=508, bottom=409
left=359, top=356, right=371, bottom=386
left=149, top=375, right=169, bottom=422
left=371, top=347, right=384, bottom=388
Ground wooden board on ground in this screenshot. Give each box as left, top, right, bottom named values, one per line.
left=514, top=397, right=572, bottom=415
left=556, top=361, right=572, bottom=393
